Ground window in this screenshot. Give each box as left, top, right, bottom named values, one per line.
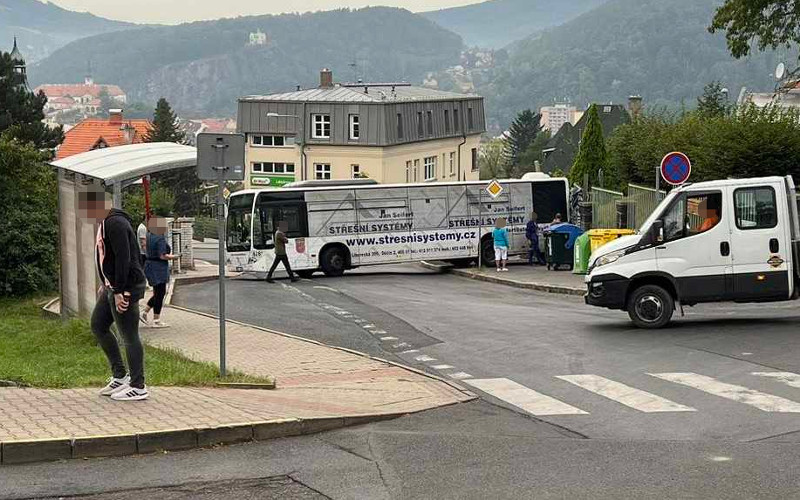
left=471, top=148, right=478, bottom=171
left=427, top=111, right=433, bottom=136
left=253, top=198, right=308, bottom=249
left=603, top=106, right=612, bottom=113
left=406, top=160, right=412, bottom=183
left=397, top=113, right=404, bottom=139
left=444, top=109, right=450, bottom=133
left=351, top=164, right=361, bottom=178
left=251, top=135, right=290, bottom=147
left=349, top=114, right=360, bottom=140
left=449, top=152, right=455, bottom=175
left=424, top=156, right=436, bottom=181
left=735, top=187, right=778, bottom=229
left=417, top=112, right=424, bottom=136
left=315, top=163, right=331, bottom=180
left=453, top=108, right=460, bottom=132
left=413, top=159, right=420, bottom=182
left=252, top=162, right=295, bottom=174
left=467, top=107, right=474, bottom=130
left=312, top=114, right=330, bottom=139
left=661, top=192, right=723, bottom=241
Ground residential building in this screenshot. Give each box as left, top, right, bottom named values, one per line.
left=36, top=74, right=127, bottom=124
left=738, top=84, right=800, bottom=111
left=540, top=103, right=581, bottom=133
left=182, top=118, right=238, bottom=146
left=237, top=69, right=486, bottom=188
left=55, top=109, right=151, bottom=160
left=248, top=30, right=269, bottom=46
left=542, top=101, right=633, bottom=174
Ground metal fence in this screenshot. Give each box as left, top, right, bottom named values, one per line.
left=626, top=184, right=666, bottom=230
left=590, top=187, right=624, bottom=229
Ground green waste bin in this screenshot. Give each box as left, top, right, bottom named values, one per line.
left=573, top=232, right=591, bottom=275
left=545, top=232, right=572, bottom=271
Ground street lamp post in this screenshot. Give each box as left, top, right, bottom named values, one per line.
left=266, top=112, right=305, bottom=181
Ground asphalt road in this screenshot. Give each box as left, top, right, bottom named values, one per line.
left=6, top=264, right=800, bottom=499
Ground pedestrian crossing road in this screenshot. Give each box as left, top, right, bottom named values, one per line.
left=464, top=372, right=800, bottom=416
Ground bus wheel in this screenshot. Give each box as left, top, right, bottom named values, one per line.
left=480, top=238, right=495, bottom=267
left=627, top=285, right=674, bottom=329
left=296, top=270, right=315, bottom=279
left=321, top=247, right=347, bottom=277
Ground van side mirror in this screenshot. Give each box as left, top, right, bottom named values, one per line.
left=651, top=220, right=664, bottom=243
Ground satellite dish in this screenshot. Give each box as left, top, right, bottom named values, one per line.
left=776, top=62, right=787, bottom=80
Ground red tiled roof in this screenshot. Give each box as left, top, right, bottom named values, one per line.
left=50, top=96, right=76, bottom=105
left=35, top=83, right=126, bottom=99
left=55, top=117, right=152, bottom=160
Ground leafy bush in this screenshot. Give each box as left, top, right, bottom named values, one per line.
left=193, top=216, right=219, bottom=241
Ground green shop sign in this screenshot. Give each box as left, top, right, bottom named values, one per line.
left=251, top=176, right=295, bottom=188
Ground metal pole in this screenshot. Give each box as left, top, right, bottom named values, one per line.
left=215, top=149, right=227, bottom=377
left=655, top=166, right=661, bottom=202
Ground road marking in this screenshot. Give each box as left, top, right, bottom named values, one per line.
left=449, top=372, right=473, bottom=380
left=464, top=378, right=588, bottom=416
left=401, top=349, right=419, bottom=354
left=752, top=372, right=800, bottom=389
left=649, top=373, right=800, bottom=412
left=313, top=286, right=339, bottom=293
left=393, top=342, right=410, bottom=349
left=373, top=330, right=387, bottom=335
left=380, top=336, right=398, bottom=341
left=556, top=375, right=696, bottom=413
left=363, top=324, right=376, bottom=329
left=415, top=355, right=436, bottom=362
left=431, top=364, right=454, bottom=370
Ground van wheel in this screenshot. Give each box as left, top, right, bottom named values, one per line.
left=627, top=285, right=674, bottom=329
left=480, top=238, right=495, bottom=267
left=321, top=247, right=347, bottom=277
left=296, top=270, right=315, bottom=279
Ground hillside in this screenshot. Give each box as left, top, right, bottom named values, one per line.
left=422, top=0, right=606, bottom=48
left=0, top=0, right=134, bottom=62
left=482, top=0, right=793, bottom=129
left=29, top=7, right=463, bottom=118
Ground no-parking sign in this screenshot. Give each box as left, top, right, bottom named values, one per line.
left=660, top=152, right=691, bottom=186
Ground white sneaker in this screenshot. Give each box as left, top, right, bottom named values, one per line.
left=152, top=320, right=170, bottom=328
left=496, top=268, right=502, bottom=272
left=99, top=375, right=130, bottom=396
left=501, top=268, right=509, bottom=272
left=111, top=385, right=149, bottom=401
left=139, top=311, right=150, bottom=326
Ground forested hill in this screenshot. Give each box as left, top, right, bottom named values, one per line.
left=0, top=0, right=134, bottom=62
left=422, top=0, right=606, bottom=48
left=483, top=0, right=792, bottom=129
left=29, top=7, right=463, bottom=117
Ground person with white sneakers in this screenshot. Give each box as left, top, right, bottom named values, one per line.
left=492, top=217, right=510, bottom=272
left=141, top=215, right=178, bottom=328
left=78, top=185, right=149, bottom=401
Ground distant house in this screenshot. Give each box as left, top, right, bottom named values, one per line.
left=36, top=76, right=127, bottom=124
left=55, top=109, right=151, bottom=160
left=541, top=102, right=632, bottom=174
left=248, top=30, right=269, bottom=46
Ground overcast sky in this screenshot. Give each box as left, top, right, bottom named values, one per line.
left=47, top=0, right=482, bottom=24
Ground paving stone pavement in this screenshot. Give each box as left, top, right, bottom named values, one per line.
left=0, top=305, right=472, bottom=450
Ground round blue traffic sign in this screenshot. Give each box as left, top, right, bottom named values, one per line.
left=660, top=152, right=691, bottom=186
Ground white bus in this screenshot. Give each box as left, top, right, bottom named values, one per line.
left=225, top=177, right=570, bottom=278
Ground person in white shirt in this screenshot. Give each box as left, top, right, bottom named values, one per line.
left=137, top=221, right=147, bottom=266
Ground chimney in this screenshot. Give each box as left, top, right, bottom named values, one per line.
left=628, top=95, right=643, bottom=119
left=319, top=68, right=333, bottom=88
left=109, top=108, right=123, bottom=124
left=121, top=123, right=135, bottom=144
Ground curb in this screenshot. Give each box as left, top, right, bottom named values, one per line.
left=420, top=261, right=585, bottom=297
left=0, top=414, right=405, bottom=466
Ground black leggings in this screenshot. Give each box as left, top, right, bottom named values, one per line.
left=147, top=283, right=167, bottom=315
left=91, top=289, right=145, bottom=389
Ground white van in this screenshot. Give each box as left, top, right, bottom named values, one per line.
left=585, top=176, right=800, bottom=328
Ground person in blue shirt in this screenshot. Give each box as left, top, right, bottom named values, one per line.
left=141, top=216, right=178, bottom=328
left=526, top=211, right=546, bottom=265
left=492, top=217, right=510, bottom=272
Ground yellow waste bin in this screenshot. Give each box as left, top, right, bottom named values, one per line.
left=588, top=229, right=636, bottom=254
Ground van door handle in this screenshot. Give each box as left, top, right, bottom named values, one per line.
left=770, top=238, right=780, bottom=253
left=720, top=241, right=730, bottom=256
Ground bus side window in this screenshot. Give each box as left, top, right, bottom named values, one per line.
left=253, top=204, right=276, bottom=250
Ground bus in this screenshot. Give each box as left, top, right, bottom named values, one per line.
left=225, top=177, right=570, bottom=278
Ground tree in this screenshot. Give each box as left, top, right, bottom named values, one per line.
left=146, top=98, right=200, bottom=215
left=124, top=182, right=176, bottom=226
left=479, top=139, right=507, bottom=180
left=709, top=0, right=800, bottom=59
left=503, top=110, right=542, bottom=167
left=0, top=52, right=63, bottom=151
left=569, top=104, right=608, bottom=187
left=516, top=129, right=552, bottom=176
left=697, top=81, right=730, bottom=118
left=98, top=88, right=114, bottom=116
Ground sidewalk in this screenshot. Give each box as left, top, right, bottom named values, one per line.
left=2, top=301, right=472, bottom=465
left=424, top=258, right=586, bottom=296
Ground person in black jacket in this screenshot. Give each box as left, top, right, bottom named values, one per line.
left=78, top=185, right=149, bottom=401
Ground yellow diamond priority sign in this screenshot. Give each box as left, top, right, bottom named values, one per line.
left=486, top=179, right=504, bottom=199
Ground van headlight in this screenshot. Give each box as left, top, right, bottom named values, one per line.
left=592, top=248, right=629, bottom=270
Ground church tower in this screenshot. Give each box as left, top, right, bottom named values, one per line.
left=9, top=37, right=28, bottom=89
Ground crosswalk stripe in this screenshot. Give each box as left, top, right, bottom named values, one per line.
left=556, top=375, right=696, bottom=413
left=465, top=378, right=588, bottom=416
left=649, top=373, right=800, bottom=412
left=751, top=372, right=800, bottom=388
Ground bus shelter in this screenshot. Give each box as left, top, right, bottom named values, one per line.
left=50, top=143, right=197, bottom=318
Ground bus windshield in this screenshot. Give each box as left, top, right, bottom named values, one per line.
left=226, top=194, right=254, bottom=252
